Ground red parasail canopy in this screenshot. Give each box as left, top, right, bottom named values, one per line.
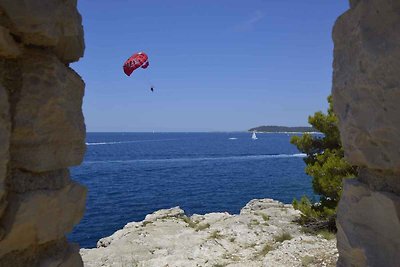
left=123, top=52, right=149, bottom=76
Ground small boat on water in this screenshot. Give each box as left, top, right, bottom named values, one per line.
left=252, top=131, right=258, bottom=140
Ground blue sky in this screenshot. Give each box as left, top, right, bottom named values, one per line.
left=73, top=0, right=349, bottom=132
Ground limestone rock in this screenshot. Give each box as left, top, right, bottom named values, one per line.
left=358, top=167, right=400, bottom=194
left=263, top=236, right=338, bottom=267
left=144, top=206, right=185, bottom=222
left=0, top=0, right=84, bottom=62
left=0, top=26, right=21, bottom=58
left=0, top=0, right=87, bottom=264
left=241, top=198, right=299, bottom=216
left=332, top=0, right=400, bottom=172
left=336, top=179, right=400, bottom=267
left=349, top=0, right=361, bottom=8
left=9, top=168, right=71, bottom=193
left=41, top=242, right=83, bottom=267
left=81, top=199, right=338, bottom=267
left=0, top=181, right=87, bottom=257
left=0, top=84, right=9, bottom=217
left=0, top=238, right=83, bottom=267
left=11, top=48, right=86, bottom=172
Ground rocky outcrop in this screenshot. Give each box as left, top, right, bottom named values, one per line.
left=81, top=199, right=338, bottom=267
left=11, top=48, right=86, bottom=172
left=0, top=84, right=9, bottom=218
left=0, top=179, right=86, bottom=257
left=0, top=26, right=21, bottom=58
left=332, top=0, right=400, bottom=266
left=336, top=179, right=400, bottom=267
left=0, top=0, right=86, bottom=266
left=0, top=0, right=84, bottom=63
left=333, top=0, right=400, bottom=172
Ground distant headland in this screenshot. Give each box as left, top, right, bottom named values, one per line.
left=248, top=125, right=317, bottom=133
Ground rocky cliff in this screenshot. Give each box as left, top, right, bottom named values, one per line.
left=81, top=199, right=338, bottom=267
left=0, top=0, right=86, bottom=266
left=332, top=0, right=400, bottom=266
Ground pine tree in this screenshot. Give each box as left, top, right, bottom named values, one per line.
left=291, top=96, right=357, bottom=230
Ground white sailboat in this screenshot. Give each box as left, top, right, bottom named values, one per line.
left=251, top=131, right=258, bottom=140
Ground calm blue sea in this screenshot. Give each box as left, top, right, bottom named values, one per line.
left=69, top=132, right=314, bottom=248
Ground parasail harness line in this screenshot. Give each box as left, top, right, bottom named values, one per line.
left=123, top=51, right=154, bottom=92
left=141, top=67, right=155, bottom=92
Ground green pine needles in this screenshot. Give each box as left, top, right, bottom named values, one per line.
left=291, top=96, right=357, bottom=230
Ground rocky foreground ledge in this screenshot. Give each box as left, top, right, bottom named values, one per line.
left=80, top=199, right=337, bottom=267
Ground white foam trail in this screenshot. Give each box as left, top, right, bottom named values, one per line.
left=260, top=132, right=323, bottom=134
left=228, top=138, right=238, bottom=140
left=86, top=139, right=178, bottom=146
left=84, top=153, right=307, bottom=165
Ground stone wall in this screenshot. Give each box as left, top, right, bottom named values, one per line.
left=0, top=0, right=87, bottom=266
left=332, top=0, right=400, bottom=266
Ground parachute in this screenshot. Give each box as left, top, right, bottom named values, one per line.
left=123, top=52, right=149, bottom=76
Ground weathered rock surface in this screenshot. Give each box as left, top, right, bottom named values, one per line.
left=0, top=0, right=84, bottom=63
left=336, top=179, right=400, bottom=267
left=332, top=1, right=400, bottom=266
left=0, top=84, right=9, bottom=218
left=0, top=0, right=87, bottom=265
left=10, top=48, right=86, bottom=172
left=81, top=199, right=338, bottom=267
left=8, top=168, right=71, bottom=193
left=0, top=25, right=21, bottom=58
left=332, top=0, right=400, bottom=172
left=0, top=238, right=83, bottom=267
left=0, top=180, right=86, bottom=257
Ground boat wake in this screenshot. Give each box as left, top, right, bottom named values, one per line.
left=84, top=153, right=307, bottom=164
left=86, top=139, right=178, bottom=146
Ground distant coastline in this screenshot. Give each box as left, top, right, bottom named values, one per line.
left=248, top=125, right=318, bottom=133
